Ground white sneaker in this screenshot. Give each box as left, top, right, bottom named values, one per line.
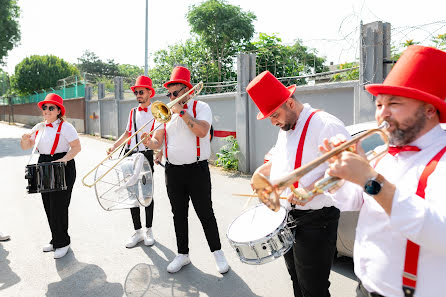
left=0, top=232, right=10, bottom=241
left=144, top=228, right=155, bottom=246
left=54, top=245, right=70, bottom=259
left=125, top=229, right=144, bottom=248
left=213, top=250, right=229, bottom=274
left=167, top=254, right=191, bottom=273
left=42, top=244, right=54, bottom=252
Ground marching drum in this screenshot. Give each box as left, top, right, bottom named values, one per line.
left=94, top=153, right=153, bottom=211
left=227, top=204, right=294, bottom=265
left=25, top=162, right=67, bottom=194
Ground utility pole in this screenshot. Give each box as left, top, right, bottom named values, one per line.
left=144, top=0, right=149, bottom=75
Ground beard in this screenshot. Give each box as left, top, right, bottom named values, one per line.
left=385, top=105, right=427, bottom=146
left=279, top=106, right=298, bottom=131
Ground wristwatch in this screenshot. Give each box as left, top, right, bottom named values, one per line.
left=179, top=110, right=185, bottom=117
left=364, top=174, right=384, bottom=195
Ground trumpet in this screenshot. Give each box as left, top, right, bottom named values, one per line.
left=82, top=82, right=204, bottom=188
left=252, top=121, right=390, bottom=211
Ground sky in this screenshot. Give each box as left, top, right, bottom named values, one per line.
left=3, top=0, right=446, bottom=74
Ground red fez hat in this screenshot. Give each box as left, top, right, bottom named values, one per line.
left=246, top=71, right=296, bottom=120
left=163, top=66, right=194, bottom=90
left=37, top=93, right=65, bottom=116
left=366, top=45, right=446, bottom=122
left=131, top=75, right=155, bottom=98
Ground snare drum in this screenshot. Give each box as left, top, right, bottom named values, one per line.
left=25, top=162, right=67, bottom=194
left=226, top=204, right=294, bottom=265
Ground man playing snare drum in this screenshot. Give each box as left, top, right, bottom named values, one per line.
left=247, top=71, right=349, bottom=297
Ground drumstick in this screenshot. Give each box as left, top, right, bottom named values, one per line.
left=233, top=193, right=288, bottom=199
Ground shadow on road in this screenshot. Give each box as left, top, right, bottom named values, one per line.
left=0, top=241, right=21, bottom=291
left=124, top=242, right=261, bottom=297
left=46, top=251, right=123, bottom=297
left=332, top=256, right=357, bottom=281
left=0, top=138, right=30, bottom=158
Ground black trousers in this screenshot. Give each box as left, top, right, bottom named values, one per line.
left=125, top=149, right=155, bottom=230
left=165, top=160, right=221, bottom=254
left=39, top=153, right=76, bottom=249
left=283, top=206, right=340, bottom=297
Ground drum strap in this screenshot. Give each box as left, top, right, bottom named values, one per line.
left=293, top=110, right=320, bottom=188
left=402, top=145, right=446, bottom=297
left=50, top=121, right=64, bottom=156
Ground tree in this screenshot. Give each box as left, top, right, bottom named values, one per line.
left=11, top=55, right=79, bottom=95
left=187, top=0, right=256, bottom=81
left=0, top=69, right=10, bottom=96
left=247, top=33, right=328, bottom=85
left=76, top=50, right=120, bottom=77
left=148, top=38, right=234, bottom=93
left=118, top=64, right=144, bottom=78
left=0, top=0, right=21, bottom=65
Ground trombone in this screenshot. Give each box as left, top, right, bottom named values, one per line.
left=82, top=81, right=204, bottom=188
left=252, top=121, right=390, bottom=211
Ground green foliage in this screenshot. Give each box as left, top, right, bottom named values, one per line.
left=247, top=33, right=328, bottom=84
left=118, top=64, right=144, bottom=78
left=187, top=0, right=256, bottom=81
left=76, top=50, right=121, bottom=77
left=11, top=55, right=79, bottom=95
left=0, top=69, right=10, bottom=96
left=332, top=62, right=359, bottom=81
left=432, top=33, right=446, bottom=50
left=0, top=0, right=21, bottom=64
left=215, top=136, right=239, bottom=170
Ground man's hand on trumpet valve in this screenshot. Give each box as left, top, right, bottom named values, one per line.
left=319, top=134, right=378, bottom=187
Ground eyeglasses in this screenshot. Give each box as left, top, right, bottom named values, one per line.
left=166, top=86, right=186, bottom=98
left=134, top=90, right=145, bottom=96
left=42, top=105, right=57, bottom=111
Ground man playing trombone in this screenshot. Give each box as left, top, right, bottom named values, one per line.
left=142, top=66, right=229, bottom=274
left=322, top=45, right=446, bottom=297
left=247, top=71, right=350, bottom=297
left=107, top=75, right=159, bottom=248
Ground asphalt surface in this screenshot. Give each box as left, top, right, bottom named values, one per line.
left=0, top=122, right=357, bottom=297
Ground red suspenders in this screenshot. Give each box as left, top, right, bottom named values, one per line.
left=35, top=121, right=64, bottom=155
left=164, top=101, right=200, bottom=162
left=402, top=145, right=446, bottom=297
left=293, top=110, right=320, bottom=188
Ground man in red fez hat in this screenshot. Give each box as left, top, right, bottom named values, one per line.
left=107, top=75, right=159, bottom=249
left=322, top=45, right=446, bottom=297
left=143, top=66, right=229, bottom=274
left=247, top=71, right=350, bottom=297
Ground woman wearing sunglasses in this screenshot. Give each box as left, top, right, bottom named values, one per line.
left=107, top=75, right=160, bottom=248
left=20, top=93, right=81, bottom=259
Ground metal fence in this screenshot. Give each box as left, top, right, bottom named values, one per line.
left=9, top=84, right=86, bottom=105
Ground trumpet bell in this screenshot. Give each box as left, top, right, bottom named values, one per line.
left=151, top=101, right=171, bottom=123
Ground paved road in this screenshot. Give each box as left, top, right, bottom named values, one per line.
left=0, top=122, right=357, bottom=297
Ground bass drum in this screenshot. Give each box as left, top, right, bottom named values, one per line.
left=94, top=153, right=153, bottom=211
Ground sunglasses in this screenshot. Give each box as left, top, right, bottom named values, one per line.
left=134, top=90, right=145, bottom=96
left=166, top=86, right=186, bottom=98
left=42, top=105, right=57, bottom=111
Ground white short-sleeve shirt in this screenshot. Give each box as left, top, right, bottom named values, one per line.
left=164, top=100, right=212, bottom=165
left=31, top=119, right=79, bottom=154
left=126, top=104, right=161, bottom=151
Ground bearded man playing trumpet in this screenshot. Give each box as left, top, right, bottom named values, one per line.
left=247, top=71, right=350, bottom=297
left=142, top=66, right=229, bottom=274
left=321, top=45, right=446, bottom=297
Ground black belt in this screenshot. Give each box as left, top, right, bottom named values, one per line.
left=166, top=160, right=207, bottom=168
left=358, top=281, right=384, bottom=297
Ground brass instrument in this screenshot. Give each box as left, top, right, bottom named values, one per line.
left=82, top=82, right=204, bottom=188
left=252, top=121, right=390, bottom=211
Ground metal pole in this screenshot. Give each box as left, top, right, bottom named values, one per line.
left=144, top=0, right=148, bottom=75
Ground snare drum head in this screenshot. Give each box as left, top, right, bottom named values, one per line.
left=94, top=153, right=153, bottom=211
left=227, top=204, right=287, bottom=243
